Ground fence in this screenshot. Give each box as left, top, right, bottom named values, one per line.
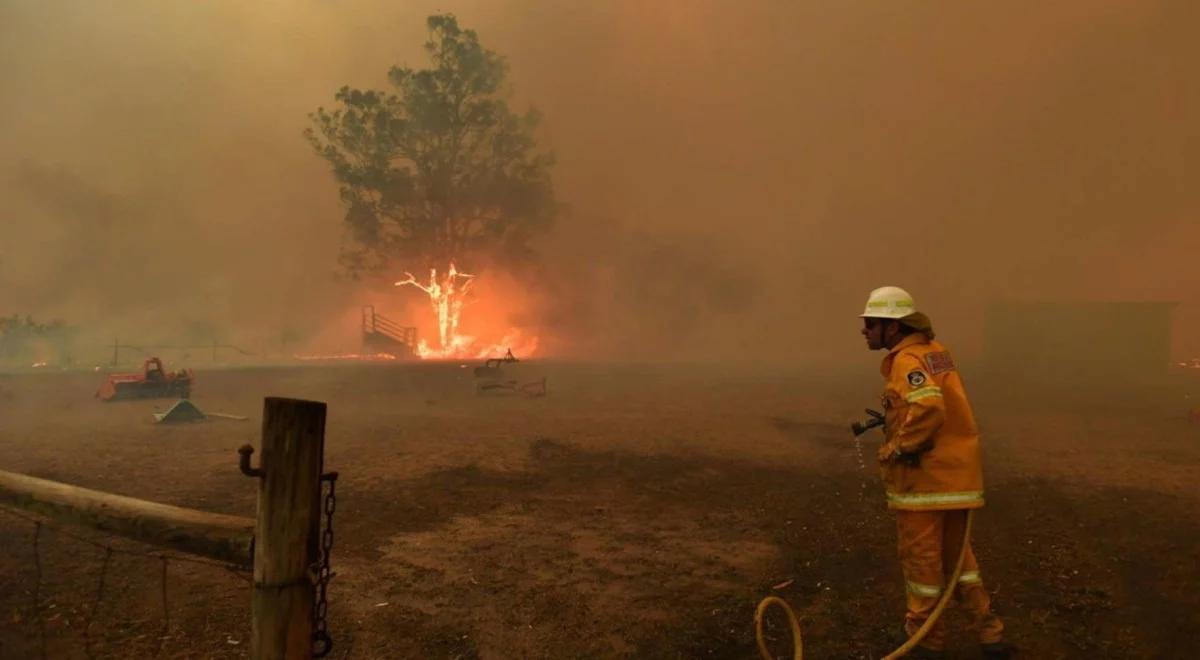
left=360, top=306, right=417, bottom=357
left=0, top=397, right=336, bottom=659
left=109, top=340, right=256, bottom=366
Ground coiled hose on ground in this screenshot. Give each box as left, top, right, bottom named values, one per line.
left=754, top=509, right=974, bottom=659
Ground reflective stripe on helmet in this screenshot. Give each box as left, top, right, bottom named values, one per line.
left=860, top=286, right=918, bottom=318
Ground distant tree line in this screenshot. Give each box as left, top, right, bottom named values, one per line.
left=0, top=314, right=76, bottom=365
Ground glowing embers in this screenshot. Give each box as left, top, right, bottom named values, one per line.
left=395, top=263, right=538, bottom=360
left=294, top=353, right=398, bottom=362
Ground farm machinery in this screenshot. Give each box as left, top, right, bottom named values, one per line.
left=473, top=350, right=546, bottom=397
left=96, top=357, right=194, bottom=402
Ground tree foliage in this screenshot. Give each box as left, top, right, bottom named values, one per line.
left=0, top=314, right=75, bottom=364
left=305, top=14, right=556, bottom=275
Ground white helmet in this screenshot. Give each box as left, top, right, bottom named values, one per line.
left=860, top=286, right=917, bottom=319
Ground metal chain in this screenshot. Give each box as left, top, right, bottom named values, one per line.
left=311, top=472, right=337, bottom=658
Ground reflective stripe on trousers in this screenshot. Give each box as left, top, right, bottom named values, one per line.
left=896, top=509, right=1005, bottom=651
left=887, top=490, right=984, bottom=508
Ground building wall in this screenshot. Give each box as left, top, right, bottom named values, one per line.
left=984, top=301, right=1175, bottom=381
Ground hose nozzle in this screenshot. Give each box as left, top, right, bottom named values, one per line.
left=851, top=409, right=885, bottom=437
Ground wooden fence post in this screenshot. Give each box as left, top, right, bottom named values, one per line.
left=251, top=397, right=327, bottom=660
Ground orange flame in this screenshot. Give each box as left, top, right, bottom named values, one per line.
left=294, top=352, right=398, bottom=362
left=395, top=263, right=474, bottom=354
left=396, top=263, right=538, bottom=360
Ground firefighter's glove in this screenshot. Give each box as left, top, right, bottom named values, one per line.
left=877, top=442, right=898, bottom=464
left=877, top=443, right=921, bottom=466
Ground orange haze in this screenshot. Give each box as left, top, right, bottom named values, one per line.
left=1, top=1, right=1197, bottom=366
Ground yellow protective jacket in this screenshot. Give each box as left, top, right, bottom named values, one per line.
left=878, top=334, right=984, bottom=511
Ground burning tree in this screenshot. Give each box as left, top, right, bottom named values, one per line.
left=305, top=14, right=556, bottom=357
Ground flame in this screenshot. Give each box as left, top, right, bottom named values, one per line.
left=396, top=263, right=538, bottom=360
left=395, top=263, right=474, bottom=353
left=412, top=330, right=539, bottom=360
left=294, top=352, right=398, bottom=362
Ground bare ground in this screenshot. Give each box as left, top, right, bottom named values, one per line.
left=0, top=362, right=1197, bottom=659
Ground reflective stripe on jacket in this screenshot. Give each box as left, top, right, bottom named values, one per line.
left=879, top=334, right=984, bottom=511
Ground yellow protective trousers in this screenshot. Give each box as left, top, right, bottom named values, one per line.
left=895, top=509, right=1004, bottom=651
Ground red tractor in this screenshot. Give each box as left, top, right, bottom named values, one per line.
left=96, top=357, right=194, bottom=402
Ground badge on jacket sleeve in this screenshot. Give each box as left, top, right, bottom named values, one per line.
left=907, top=370, right=927, bottom=387
left=924, top=351, right=956, bottom=375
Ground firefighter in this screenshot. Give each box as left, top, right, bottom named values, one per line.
left=859, top=286, right=1015, bottom=659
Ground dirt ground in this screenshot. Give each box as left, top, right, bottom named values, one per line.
left=1, top=361, right=1198, bottom=659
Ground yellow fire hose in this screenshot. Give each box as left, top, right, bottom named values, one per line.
left=754, top=509, right=974, bottom=659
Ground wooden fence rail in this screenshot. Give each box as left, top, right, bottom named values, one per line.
left=0, top=470, right=254, bottom=566
left=0, top=396, right=329, bottom=660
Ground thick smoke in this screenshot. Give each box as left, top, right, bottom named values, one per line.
left=2, top=1, right=1196, bottom=365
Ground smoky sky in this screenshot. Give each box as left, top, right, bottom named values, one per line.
left=1, top=1, right=1196, bottom=363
